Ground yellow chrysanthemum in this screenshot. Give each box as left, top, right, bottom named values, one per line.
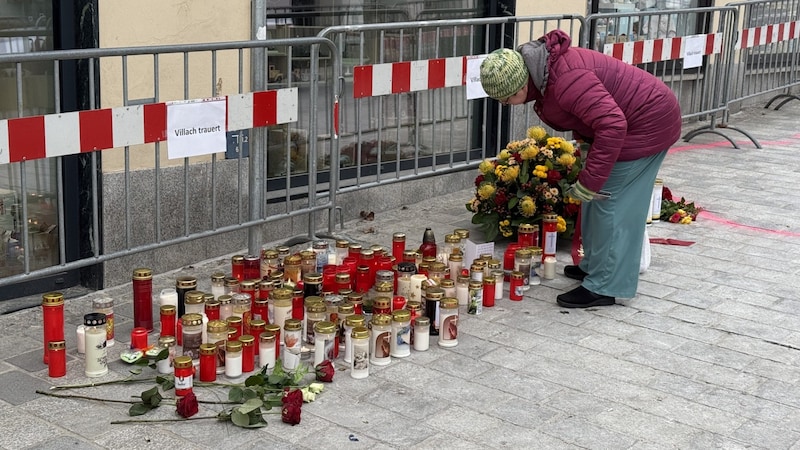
left=557, top=153, right=576, bottom=167
left=477, top=183, right=496, bottom=200
left=519, top=144, right=539, bottom=161
left=533, top=165, right=548, bottom=179
left=546, top=137, right=562, bottom=149
left=559, top=139, right=574, bottom=154
left=479, top=159, right=494, bottom=175
left=498, top=149, right=511, bottom=160
left=520, top=196, right=536, bottom=217
left=499, top=165, right=520, bottom=183
left=556, top=216, right=567, bottom=233
left=527, top=126, right=547, bottom=142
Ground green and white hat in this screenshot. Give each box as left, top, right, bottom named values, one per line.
left=480, top=48, right=528, bottom=100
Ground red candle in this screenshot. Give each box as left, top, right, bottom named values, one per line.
left=231, top=255, right=245, bottom=281
left=392, top=232, right=406, bottom=262
left=160, top=305, right=176, bottom=337
left=173, top=356, right=194, bottom=396
left=541, top=214, right=559, bottom=263
left=253, top=299, right=269, bottom=323
left=226, top=317, right=242, bottom=340
left=47, top=340, right=67, bottom=377
left=204, top=300, right=220, bottom=321
left=41, top=292, right=65, bottom=364
left=291, top=292, right=304, bottom=321
left=243, top=254, right=260, bottom=281
left=509, top=271, right=524, bottom=301
left=503, top=243, right=521, bottom=282
left=199, top=344, right=217, bottom=382
left=482, top=278, right=496, bottom=308
left=355, top=265, right=371, bottom=293
left=241, top=336, right=256, bottom=373
left=131, top=327, right=149, bottom=350
left=392, top=295, right=407, bottom=311
left=132, top=268, right=154, bottom=331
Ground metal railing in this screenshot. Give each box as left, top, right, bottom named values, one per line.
left=0, top=37, right=340, bottom=288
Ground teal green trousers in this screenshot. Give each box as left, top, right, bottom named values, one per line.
left=579, top=150, right=668, bottom=298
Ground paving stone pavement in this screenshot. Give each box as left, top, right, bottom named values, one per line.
left=2, top=103, right=800, bottom=449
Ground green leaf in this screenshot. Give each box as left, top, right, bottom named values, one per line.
left=129, top=367, right=142, bottom=375
left=520, top=160, right=530, bottom=184
left=128, top=403, right=152, bottom=416
left=508, top=197, right=519, bottom=210
left=242, top=388, right=259, bottom=401
left=238, top=398, right=263, bottom=414
left=140, top=386, right=162, bottom=407
left=228, top=386, right=244, bottom=403
left=245, top=374, right=264, bottom=387
left=231, top=409, right=251, bottom=427
left=158, top=378, right=174, bottom=391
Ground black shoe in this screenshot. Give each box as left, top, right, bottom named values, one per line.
left=564, top=265, right=588, bottom=281
left=556, top=285, right=615, bottom=308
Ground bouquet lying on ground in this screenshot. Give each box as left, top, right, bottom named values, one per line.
left=660, top=185, right=702, bottom=224
left=466, top=126, right=583, bottom=241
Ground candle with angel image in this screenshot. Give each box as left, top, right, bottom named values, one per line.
left=350, top=326, right=370, bottom=379
left=370, top=313, right=392, bottom=366
left=438, top=298, right=459, bottom=347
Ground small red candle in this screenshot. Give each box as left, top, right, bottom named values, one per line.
left=392, top=295, right=407, bottom=311
left=204, top=300, right=220, bottom=321
left=132, top=268, right=154, bottom=331
left=482, top=278, right=496, bottom=308
left=509, top=271, right=524, bottom=301
left=47, top=341, right=67, bottom=377
left=173, top=356, right=194, bottom=396
left=131, top=327, right=149, bottom=350
left=231, top=255, right=245, bottom=281
left=160, top=305, right=176, bottom=337
left=226, top=317, right=243, bottom=341
left=41, top=292, right=65, bottom=364
left=392, top=232, right=406, bottom=262
left=199, top=344, right=217, bottom=382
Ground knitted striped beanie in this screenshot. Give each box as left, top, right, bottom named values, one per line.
left=480, top=48, right=528, bottom=100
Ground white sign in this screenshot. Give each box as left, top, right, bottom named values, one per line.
left=167, top=98, right=226, bottom=159
left=466, top=54, right=489, bottom=100
left=683, top=34, right=705, bottom=69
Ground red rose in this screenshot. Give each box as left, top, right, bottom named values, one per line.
left=281, top=389, right=303, bottom=425
left=564, top=203, right=580, bottom=216
left=662, top=186, right=673, bottom=201
left=176, top=391, right=199, bottom=418
left=669, top=212, right=682, bottom=223
left=546, top=170, right=562, bottom=184
left=315, top=360, right=335, bottom=382
left=494, top=191, right=507, bottom=206
left=474, top=174, right=484, bottom=186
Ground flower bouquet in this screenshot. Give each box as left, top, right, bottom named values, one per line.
left=466, top=126, right=583, bottom=241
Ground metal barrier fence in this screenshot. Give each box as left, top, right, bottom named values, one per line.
left=727, top=0, right=800, bottom=110
left=317, top=15, right=586, bottom=195
left=584, top=6, right=761, bottom=149
left=0, top=37, right=340, bottom=288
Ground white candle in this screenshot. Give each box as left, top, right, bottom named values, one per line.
left=225, top=353, right=243, bottom=378
left=76, top=325, right=85, bottom=354
left=409, top=274, right=428, bottom=304
left=543, top=256, right=557, bottom=280
left=159, top=288, right=178, bottom=308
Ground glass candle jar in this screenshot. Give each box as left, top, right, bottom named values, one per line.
left=173, top=355, right=194, bottom=396
left=258, top=331, right=277, bottom=370
left=529, top=247, right=543, bottom=285
left=514, top=248, right=533, bottom=290
left=424, top=287, right=444, bottom=336
left=239, top=334, right=256, bottom=373
left=231, top=293, right=251, bottom=335
left=541, top=214, right=559, bottom=263
left=175, top=276, right=197, bottom=318
left=42, top=292, right=65, bottom=365
left=224, top=340, right=243, bottom=378
left=355, top=265, right=371, bottom=293
left=199, top=343, right=217, bottom=382
left=304, top=272, right=323, bottom=298
left=224, top=276, right=240, bottom=295
left=218, top=294, right=233, bottom=322
left=438, top=298, right=459, bottom=347
left=282, top=319, right=303, bottom=370
left=160, top=287, right=179, bottom=310
left=344, top=314, right=365, bottom=364
left=182, top=313, right=203, bottom=359
left=330, top=239, right=346, bottom=265
left=390, top=309, right=411, bottom=358
left=347, top=243, right=362, bottom=259
left=131, top=327, right=148, bottom=350
left=92, top=297, right=114, bottom=347
left=132, top=268, right=154, bottom=331
left=373, top=296, right=391, bottom=316
left=447, top=254, right=463, bottom=280
left=271, top=289, right=293, bottom=338
left=503, top=243, right=522, bottom=282
left=313, top=320, right=337, bottom=366
left=305, top=300, right=327, bottom=346
left=249, top=319, right=266, bottom=342
left=391, top=232, right=406, bottom=262
left=440, top=278, right=456, bottom=300
left=467, top=280, right=483, bottom=315
left=405, top=301, right=422, bottom=326
left=283, top=255, right=302, bottom=284
left=205, top=299, right=221, bottom=321
left=244, top=254, right=260, bottom=280
left=261, top=248, right=279, bottom=280
left=206, top=320, right=228, bottom=374
left=240, top=279, right=257, bottom=305
left=370, top=313, right=392, bottom=366
left=84, top=313, right=108, bottom=378
left=482, top=276, right=496, bottom=308
left=184, top=290, right=205, bottom=315
left=413, top=316, right=430, bottom=351
left=510, top=271, right=525, bottom=301
left=47, top=341, right=67, bottom=378
left=312, top=241, right=329, bottom=272
left=226, top=316, right=243, bottom=341
left=455, top=275, right=470, bottom=306
left=470, top=262, right=484, bottom=283
left=276, top=245, right=291, bottom=270
left=210, top=272, right=226, bottom=299
left=518, top=223, right=539, bottom=248
left=492, top=268, right=505, bottom=301
left=156, top=335, right=177, bottom=374
left=299, top=250, right=317, bottom=277
left=160, top=305, right=177, bottom=338
left=396, top=262, right=417, bottom=299
left=231, top=254, right=245, bottom=281
left=350, top=326, right=370, bottom=379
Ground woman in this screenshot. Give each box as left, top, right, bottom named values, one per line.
left=480, top=30, right=681, bottom=308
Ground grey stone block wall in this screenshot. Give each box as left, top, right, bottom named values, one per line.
left=101, top=161, right=474, bottom=287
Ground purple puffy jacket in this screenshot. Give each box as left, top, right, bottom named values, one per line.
left=522, top=30, right=682, bottom=193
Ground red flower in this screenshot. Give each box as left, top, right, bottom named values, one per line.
left=564, top=202, right=580, bottom=216
left=494, top=191, right=507, bottom=206
left=315, top=360, right=335, bottom=382
left=281, top=389, right=303, bottom=425
left=669, top=212, right=682, bottom=223
left=546, top=170, right=562, bottom=184
left=474, top=174, right=484, bottom=186
left=662, top=185, right=673, bottom=201
left=176, top=391, right=199, bottom=418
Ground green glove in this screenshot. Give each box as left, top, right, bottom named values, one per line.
left=565, top=181, right=596, bottom=203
